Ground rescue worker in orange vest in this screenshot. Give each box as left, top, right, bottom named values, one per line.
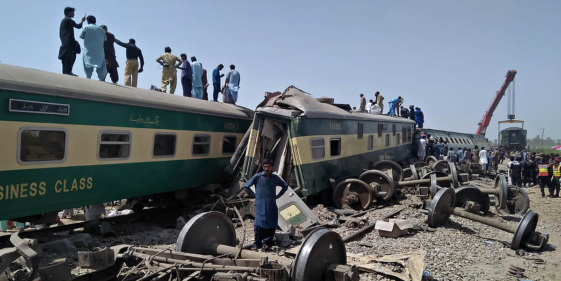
left=537, top=157, right=552, bottom=198
left=551, top=159, right=561, bottom=198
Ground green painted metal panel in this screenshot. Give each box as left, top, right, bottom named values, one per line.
left=0, top=90, right=252, bottom=133
left=0, top=158, right=231, bottom=221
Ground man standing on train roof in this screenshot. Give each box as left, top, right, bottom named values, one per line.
left=100, top=25, right=118, bottom=83
left=80, top=15, right=107, bottom=81
left=201, top=63, right=209, bottom=100
left=400, top=106, right=409, bottom=118
left=409, top=105, right=415, bottom=121
left=212, top=64, right=225, bottom=102
left=552, top=159, right=561, bottom=198
left=190, top=57, right=203, bottom=99
left=388, top=96, right=403, bottom=116
left=359, top=94, right=366, bottom=112
left=156, top=47, right=183, bottom=94
left=59, top=7, right=85, bottom=76
left=242, top=160, right=289, bottom=251
left=375, top=92, right=384, bottom=114
left=177, top=54, right=192, bottom=97
left=414, top=107, right=424, bottom=128
left=224, top=64, right=240, bottom=104
left=479, top=147, right=488, bottom=174
left=115, top=38, right=144, bottom=87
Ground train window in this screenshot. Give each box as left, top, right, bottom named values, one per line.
left=407, top=127, right=412, bottom=142
left=397, top=133, right=401, bottom=145
left=98, top=131, right=131, bottom=160
left=357, top=123, right=364, bottom=139
left=310, top=138, right=325, bottom=159
left=385, top=134, right=390, bottom=147
left=222, top=136, right=237, bottom=155
left=392, top=124, right=396, bottom=136
left=368, top=135, right=373, bottom=150
left=402, top=127, right=407, bottom=143
left=18, top=128, right=67, bottom=164
left=378, top=123, right=383, bottom=137
left=153, top=133, right=177, bottom=158
left=192, top=134, right=211, bottom=156
left=330, top=138, right=341, bottom=157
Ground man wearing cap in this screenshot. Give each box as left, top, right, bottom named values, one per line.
left=190, top=56, right=203, bottom=99
left=115, top=38, right=144, bottom=87
left=156, top=47, right=182, bottom=94
left=551, top=159, right=560, bottom=197
left=101, top=25, right=119, bottom=83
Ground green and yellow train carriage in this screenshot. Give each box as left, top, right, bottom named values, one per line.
left=0, top=64, right=252, bottom=222
left=240, top=86, right=416, bottom=209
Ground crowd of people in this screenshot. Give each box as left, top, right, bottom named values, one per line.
left=58, top=7, right=240, bottom=104
left=355, top=92, right=425, bottom=128
left=415, top=134, right=561, bottom=198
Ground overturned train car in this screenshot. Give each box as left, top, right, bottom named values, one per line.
left=237, top=86, right=491, bottom=209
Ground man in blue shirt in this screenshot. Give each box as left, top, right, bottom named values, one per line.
left=177, top=53, right=192, bottom=97
left=242, top=160, right=289, bottom=251
left=212, top=64, right=224, bottom=102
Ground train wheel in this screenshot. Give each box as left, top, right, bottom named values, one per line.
left=332, top=179, right=372, bottom=211
left=359, top=170, right=396, bottom=201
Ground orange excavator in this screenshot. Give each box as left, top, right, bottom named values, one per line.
left=476, top=70, right=517, bottom=135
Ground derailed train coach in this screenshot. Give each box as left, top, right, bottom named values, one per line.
left=237, top=86, right=491, bottom=209
left=0, top=63, right=253, bottom=222
left=238, top=86, right=417, bottom=207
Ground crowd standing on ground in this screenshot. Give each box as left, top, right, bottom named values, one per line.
left=58, top=7, right=240, bottom=104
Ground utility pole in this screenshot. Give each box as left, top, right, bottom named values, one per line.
left=540, top=128, right=546, bottom=150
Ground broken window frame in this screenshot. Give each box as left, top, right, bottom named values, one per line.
left=17, top=127, right=68, bottom=165
left=98, top=130, right=132, bottom=160
left=152, top=132, right=177, bottom=158
left=222, top=135, right=237, bottom=155
left=310, top=137, right=325, bottom=160
left=330, top=137, right=341, bottom=157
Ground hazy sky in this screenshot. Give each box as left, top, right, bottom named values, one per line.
left=1, top=0, right=559, bottom=140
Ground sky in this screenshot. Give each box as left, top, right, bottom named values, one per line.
left=1, top=0, right=560, bottom=141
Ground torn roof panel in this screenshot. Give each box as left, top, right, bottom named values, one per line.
left=261, top=85, right=416, bottom=123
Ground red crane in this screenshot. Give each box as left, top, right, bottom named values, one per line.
left=475, top=70, right=517, bottom=135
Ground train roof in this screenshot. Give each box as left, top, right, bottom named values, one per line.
left=0, top=63, right=253, bottom=120
left=258, top=86, right=415, bottom=123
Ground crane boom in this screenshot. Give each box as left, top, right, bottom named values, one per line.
left=475, top=70, right=517, bottom=135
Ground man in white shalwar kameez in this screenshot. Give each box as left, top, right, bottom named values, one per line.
left=418, top=135, right=427, bottom=161
left=80, top=15, right=107, bottom=80
left=479, top=147, right=488, bottom=173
